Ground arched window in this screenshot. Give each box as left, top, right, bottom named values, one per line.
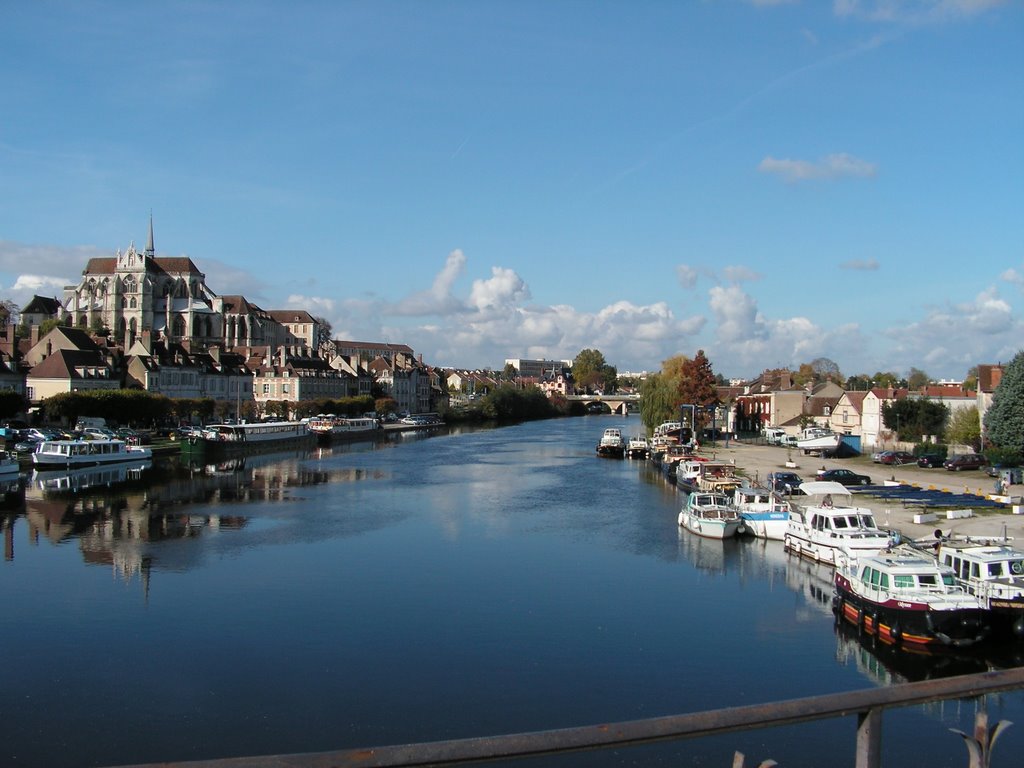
left=78, top=314, right=88, bottom=327
left=175, top=281, right=187, bottom=298
left=173, top=315, right=187, bottom=338
left=129, top=297, right=137, bottom=309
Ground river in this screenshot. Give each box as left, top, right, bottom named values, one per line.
left=2, top=416, right=1022, bottom=767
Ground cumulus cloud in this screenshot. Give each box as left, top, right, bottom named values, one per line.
left=1000, top=267, right=1024, bottom=288
left=391, top=249, right=469, bottom=316
left=839, top=258, right=880, bottom=271
left=467, top=266, right=531, bottom=312
left=285, top=294, right=336, bottom=317
left=759, top=153, right=878, bottom=182
left=12, top=274, right=69, bottom=292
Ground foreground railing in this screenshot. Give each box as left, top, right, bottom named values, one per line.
left=112, top=667, right=1024, bottom=768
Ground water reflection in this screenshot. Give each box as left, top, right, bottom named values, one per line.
left=4, top=446, right=392, bottom=575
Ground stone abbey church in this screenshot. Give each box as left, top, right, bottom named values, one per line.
left=61, top=217, right=316, bottom=353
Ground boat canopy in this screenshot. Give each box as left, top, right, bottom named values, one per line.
left=799, top=480, right=854, bottom=497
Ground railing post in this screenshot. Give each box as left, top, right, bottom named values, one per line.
left=855, top=706, right=883, bottom=768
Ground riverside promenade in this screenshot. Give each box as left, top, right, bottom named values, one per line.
left=694, top=437, right=1024, bottom=541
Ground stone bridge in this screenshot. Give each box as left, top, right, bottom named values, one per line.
left=567, top=394, right=640, bottom=415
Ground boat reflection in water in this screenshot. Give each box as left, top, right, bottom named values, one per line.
left=31, top=459, right=152, bottom=494
left=12, top=447, right=387, bottom=583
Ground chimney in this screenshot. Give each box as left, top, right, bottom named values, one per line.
left=30, top=325, right=41, bottom=347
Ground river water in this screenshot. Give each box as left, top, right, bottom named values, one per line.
left=2, top=416, right=1022, bottom=767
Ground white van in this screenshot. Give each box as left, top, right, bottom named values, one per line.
left=764, top=427, right=786, bottom=445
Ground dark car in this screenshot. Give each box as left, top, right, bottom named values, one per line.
left=944, top=454, right=987, bottom=471
left=917, top=453, right=945, bottom=468
left=880, top=451, right=915, bottom=466
left=767, top=471, right=804, bottom=495
left=817, top=468, right=872, bottom=486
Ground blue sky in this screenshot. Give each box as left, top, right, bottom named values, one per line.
left=1, top=1, right=1021, bottom=381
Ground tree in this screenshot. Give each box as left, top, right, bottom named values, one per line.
left=677, top=350, right=719, bottom=430
left=984, top=351, right=1024, bottom=450
left=572, top=348, right=616, bottom=393
left=502, top=363, right=518, bottom=380
left=907, top=367, right=931, bottom=391
left=872, top=371, right=903, bottom=388
left=946, top=406, right=981, bottom=451
left=963, top=366, right=979, bottom=393
left=640, top=373, right=677, bottom=432
left=811, top=357, right=842, bottom=382
left=0, top=390, right=27, bottom=419
left=845, top=374, right=873, bottom=391
left=314, top=316, right=333, bottom=357
left=883, top=398, right=948, bottom=443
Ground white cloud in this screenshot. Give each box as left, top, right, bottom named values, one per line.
left=759, top=153, right=878, bottom=182
left=285, top=294, right=336, bottom=318
left=12, top=274, right=69, bottom=292
left=467, top=266, right=531, bottom=312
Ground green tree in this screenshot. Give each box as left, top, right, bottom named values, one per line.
left=883, top=398, right=948, bottom=442
left=572, top=348, right=616, bottom=393
left=502, top=363, right=517, bottom=380
left=945, top=406, right=981, bottom=451
left=984, top=351, right=1024, bottom=450
left=907, top=367, right=931, bottom=391
left=639, top=373, right=677, bottom=432
left=811, top=357, right=842, bottom=382
left=872, top=371, right=902, bottom=388
left=962, top=366, right=979, bottom=393
left=845, top=374, right=873, bottom=391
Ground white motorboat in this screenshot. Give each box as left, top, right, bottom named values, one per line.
left=934, top=539, right=1024, bottom=640
left=796, top=427, right=841, bottom=455
left=596, top=427, right=625, bottom=458
left=31, top=438, right=153, bottom=467
left=625, top=435, right=650, bottom=459
left=783, top=481, right=894, bottom=565
left=678, top=491, right=745, bottom=539
left=733, top=485, right=791, bottom=541
left=307, top=415, right=381, bottom=440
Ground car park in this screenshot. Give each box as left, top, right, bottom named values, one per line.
left=816, top=468, right=872, bottom=486
left=916, top=453, right=945, bottom=468
left=943, top=454, right=987, bottom=471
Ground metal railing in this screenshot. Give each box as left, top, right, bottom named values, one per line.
left=111, top=667, right=1024, bottom=768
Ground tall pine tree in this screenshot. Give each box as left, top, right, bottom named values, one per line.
left=984, top=351, right=1024, bottom=450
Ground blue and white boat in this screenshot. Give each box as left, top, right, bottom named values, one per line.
left=733, top=485, right=791, bottom=541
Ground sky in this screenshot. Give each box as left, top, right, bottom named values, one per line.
left=1, top=1, right=1022, bottom=382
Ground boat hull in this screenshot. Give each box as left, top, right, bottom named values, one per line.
left=740, top=512, right=789, bottom=541
left=678, top=510, right=743, bottom=539
left=834, top=580, right=990, bottom=648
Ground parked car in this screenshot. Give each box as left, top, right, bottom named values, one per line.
left=871, top=451, right=887, bottom=463
left=916, top=453, right=945, bottom=468
left=943, top=454, right=987, bottom=471
left=985, top=463, right=1021, bottom=479
left=767, top=471, right=804, bottom=495
left=880, top=451, right=916, bottom=466
left=816, top=468, right=872, bottom=486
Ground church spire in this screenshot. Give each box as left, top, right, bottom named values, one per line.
left=145, top=211, right=155, bottom=258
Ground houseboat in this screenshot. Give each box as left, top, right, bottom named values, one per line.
left=306, top=414, right=381, bottom=441
left=31, top=438, right=153, bottom=468
left=180, top=421, right=313, bottom=457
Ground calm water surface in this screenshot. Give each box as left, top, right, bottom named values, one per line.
left=2, top=417, right=1022, bottom=767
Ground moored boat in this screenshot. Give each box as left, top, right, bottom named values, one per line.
left=833, top=547, right=991, bottom=648
left=783, top=481, right=894, bottom=565
left=934, top=539, right=1024, bottom=640
left=596, top=427, right=625, bottom=458
left=307, top=414, right=381, bottom=441
left=733, top=485, right=791, bottom=541
left=625, top=435, right=650, bottom=459
left=181, top=420, right=313, bottom=457
left=32, top=438, right=153, bottom=467
left=678, top=491, right=745, bottom=539
left=796, top=427, right=841, bottom=456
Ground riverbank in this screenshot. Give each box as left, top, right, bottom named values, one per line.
left=695, top=438, right=1024, bottom=541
